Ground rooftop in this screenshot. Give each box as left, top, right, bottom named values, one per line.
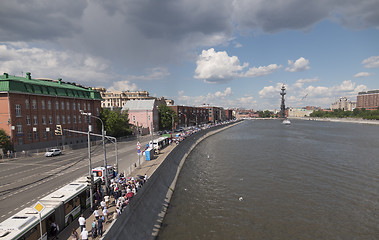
left=0, top=72, right=102, bottom=100
left=122, top=99, right=156, bottom=111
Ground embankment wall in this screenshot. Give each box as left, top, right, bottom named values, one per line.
left=103, top=122, right=240, bottom=240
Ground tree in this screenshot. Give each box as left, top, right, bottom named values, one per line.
left=0, top=129, right=13, bottom=154
left=258, top=110, right=274, bottom=118
left=158, top=104, right=177, bottom=130
left=98, top=109, right=132, bottom=137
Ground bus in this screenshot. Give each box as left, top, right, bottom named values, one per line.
left=0, top=176, right=101, bottom=240
left=152, top=137, right=169, bottom=152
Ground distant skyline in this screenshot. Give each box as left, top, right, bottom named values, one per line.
left=0, top=0, right=378, bottom=110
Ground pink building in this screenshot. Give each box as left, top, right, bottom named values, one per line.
left=122, top=99, right=159, bottom=135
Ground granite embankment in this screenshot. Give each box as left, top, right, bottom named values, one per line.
left=294, top=117, right=379, bottom=125
left=103, top=121, right=241, bottom=240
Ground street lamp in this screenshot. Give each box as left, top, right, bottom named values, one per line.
left=80, top=110, right=109, bottom=194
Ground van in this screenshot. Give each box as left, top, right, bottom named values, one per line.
left=92, top=165, right=115, bottom=183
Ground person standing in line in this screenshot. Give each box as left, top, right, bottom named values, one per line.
left=71, top=228, right=80, bottom=240
left=97, top=215, right=104, bottom=237
left=78, top=214, right=86, bottom=232
left=91, top=219, right=97, bottom=239
left=93, top=208, right=99, bottom=220
left=80, top=228, right=88, bottom=240
left=103, top=206, right=108, bottom=222
left=50, top=221, right=59, bottom=239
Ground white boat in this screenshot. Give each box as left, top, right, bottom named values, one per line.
left=282, top=119, right=291, bottom=125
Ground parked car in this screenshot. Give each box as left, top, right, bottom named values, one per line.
left=45, top=148, right=62, bottom=157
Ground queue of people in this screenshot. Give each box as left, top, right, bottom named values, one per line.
left=69, top=173, right=148, bottom=239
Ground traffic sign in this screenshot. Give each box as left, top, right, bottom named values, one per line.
left=137, top=145, right=141, bottom=150
left=33, top=201, right=45, bottom=213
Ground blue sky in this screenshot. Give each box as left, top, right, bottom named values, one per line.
left=0, top=0, right=378, bottom=110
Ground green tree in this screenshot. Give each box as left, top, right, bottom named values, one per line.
left=158, top=104, right=177, bottom=130
left=99, top=109, right=132, bottom=137
left=0, top=129, right=13, bottom=154
left=258, top=110, right=274, bottom=118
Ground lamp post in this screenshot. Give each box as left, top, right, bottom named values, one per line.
left=80, top=110, right=109, bottom=194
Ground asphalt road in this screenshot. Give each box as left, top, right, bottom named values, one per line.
left=0, top=134, right=153, bottom=223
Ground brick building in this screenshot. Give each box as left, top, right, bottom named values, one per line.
left=356, top=90, right=379, bottom=109
left=169, top=106, right=209, bottom=129
left=0, top=73, right=102, bottom=151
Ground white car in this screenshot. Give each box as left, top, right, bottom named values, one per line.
left=45, top=149, right=62, bottom=157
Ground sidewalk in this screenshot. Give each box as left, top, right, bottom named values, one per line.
left=57, top=144, right=176, bottom=239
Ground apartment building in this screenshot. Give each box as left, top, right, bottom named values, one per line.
left=0, top=73, right=102, bottom=151
left=169, top=105, right=209, bottom=129
left=356, top=90, right=379, bottom=109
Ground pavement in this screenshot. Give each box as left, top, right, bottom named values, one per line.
left=57, top=143, right=176, bottom=240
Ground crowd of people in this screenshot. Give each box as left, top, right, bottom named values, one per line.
left=69, top=173, right=148, bottom=239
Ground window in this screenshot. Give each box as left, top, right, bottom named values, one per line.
left=84, top=115, right=87, bottom=123
left=67, top=116, right=71, bottom=124
left=133, top=116, right=135, bottom=122
left=18, top=138, right=23, bottom=145
left=96, top=108, right=99, bottom=116
left=15, top=104, right=21, bottom=117
left=25, top=100, right=30, bottom=109
left=43, top=131, right=47, bottom=139
left=34, top=131, right=39, bottom=140
left=26, top=115, right=31, bottom=125
left=17, top=122, right=22, bottom=133
left=42, top=116, right=46, bottom=125
left=73, top=115, right=77, bottom=123
left=78, top=115, right=81, bottom=123
left=56, top=115, right=60, bottom=124
left=61, top=101, right=64, bottom=110
left=33, top=115, right=38, bottom=125
left=49, top=115, right=53, bottom=124
left=28, top=132, right=33, bottom=140
left=41, top=100, right=45, bottom=110
left=50, top=131, right=54, bottom=138
left=67, top=102, right=70, bottom=110
left=78, top=103, right=80, bottom=111
left=73, top=102, right=76, bottom=110
left=88, top=103, right=90, bottom=111
left=62, top=116, right=65, bottom=124
left=56, top=101, right=59, bottom=110
left=83, top=103, right=86, bottom=111
left=32, top=100, right=37, bottom=109
left=48, top=100, right=51, bottom=110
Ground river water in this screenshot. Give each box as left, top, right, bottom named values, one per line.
left=158, top=119, right=379, bottom=240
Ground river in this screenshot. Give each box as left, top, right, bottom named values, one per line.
left=158, top=119, right=379, bottom=240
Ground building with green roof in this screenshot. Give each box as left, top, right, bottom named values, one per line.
left=0, top=72, right=103, bottom=152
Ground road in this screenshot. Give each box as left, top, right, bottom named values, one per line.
left=0, top=134, right=154, bottom=223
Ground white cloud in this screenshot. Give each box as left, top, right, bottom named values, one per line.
left=296, top=77, right=319, bottom=83
left=194, top=48, right=280, bottom=83
left=353, top=72, right=372, bottom=77
left=244, top=64, right=282, bottom=77
left=362, top=56, right=379, bottom=68
left=194, top=48, right=248, bottom=83
left=177, top=87, right=234, bottom=106
left=285, top=57, right=310, bottom=72
left=108, top=80, right=138, bottom=92
left=258, top=80, right=368, bottom=109
left=0, top=43, right=115, bottom=86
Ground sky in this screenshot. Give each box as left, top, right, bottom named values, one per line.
left=0, top=0, right=378, bottom=110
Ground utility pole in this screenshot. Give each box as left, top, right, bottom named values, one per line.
left=87, top=126, right=93, bottom=209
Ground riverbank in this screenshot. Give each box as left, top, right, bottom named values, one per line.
left=103, top=121, right=241, bottom=240
left=293, top=117, right=379, bottom=125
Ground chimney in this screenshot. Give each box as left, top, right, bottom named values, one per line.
left=3, top=73, right=8, bottom=78
left=58, top=78, right=62, bottom=84
left=26, top=72, right=31, bottom=80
